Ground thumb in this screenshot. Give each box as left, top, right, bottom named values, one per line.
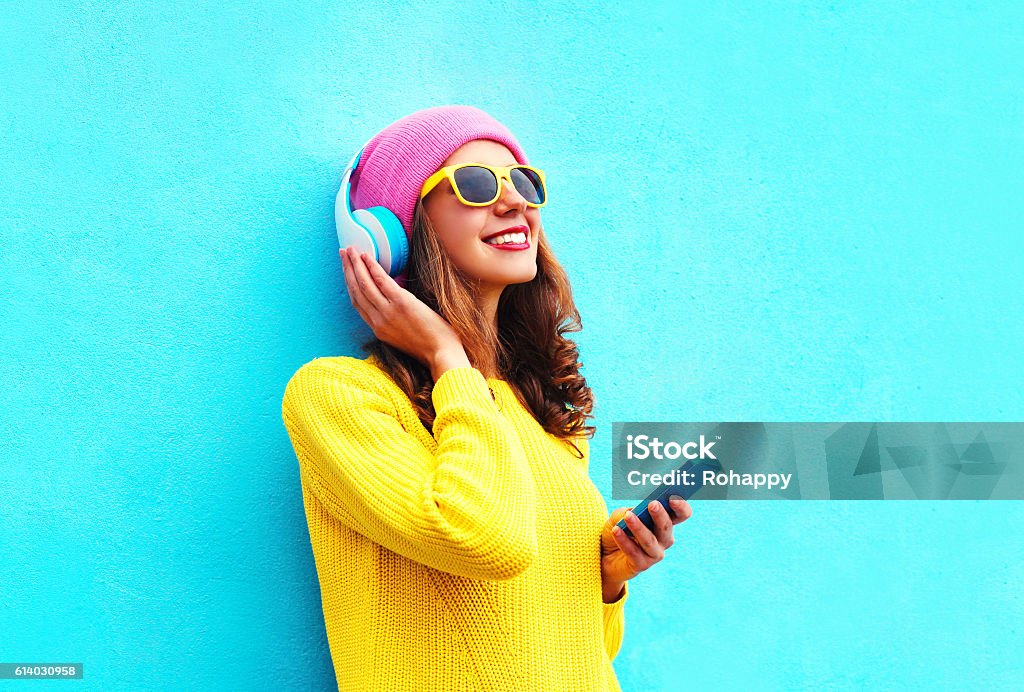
left=607, top=506, right=632, bottom=525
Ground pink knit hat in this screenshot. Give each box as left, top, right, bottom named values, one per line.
left=349, top=105, right=531, bottom=244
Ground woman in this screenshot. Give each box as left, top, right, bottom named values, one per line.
left=281, top=105, right=693, bottom=691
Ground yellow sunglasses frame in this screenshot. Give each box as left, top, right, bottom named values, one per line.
left=419, top=163, right=547, bottom=208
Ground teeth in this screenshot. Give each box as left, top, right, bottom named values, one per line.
left=484, top=231, right=527, bottom=246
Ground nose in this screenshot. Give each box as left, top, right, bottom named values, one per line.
left=496, top=175, right=528, bottom=209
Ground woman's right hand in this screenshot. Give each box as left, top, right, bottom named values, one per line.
left=341, top=247, right=468, bottom=377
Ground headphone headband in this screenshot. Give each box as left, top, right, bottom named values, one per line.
left=334, top=136, right=409, bottom=278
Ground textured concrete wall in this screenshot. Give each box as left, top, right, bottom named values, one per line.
left=2, top=2, right=1022, bottom=689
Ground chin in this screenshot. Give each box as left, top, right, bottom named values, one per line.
left=511, top=269, right=539, bottom=285
left=482, top=266, right=537, bottom=286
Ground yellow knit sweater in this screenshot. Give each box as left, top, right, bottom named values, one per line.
left=280, top=354, right=627, bottom=691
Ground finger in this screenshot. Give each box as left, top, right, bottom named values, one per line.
left=344, top=249, right=383, bottom=318
left=623, top=511, right=665, bottom=561
left=341, top=249, right=374, bottom=322
left=647, top=500, right=674, bottom=547
left=352, top=252, right=391, bottom=312
left=340, top=250, right=363, bottom=309
left=608, top=507, right=630, bottom=525
left=668, top=496, right=693, bottom=525
left=611, top=524, right=648, bottom=566
left=349, top=250, right=385, bottom=325
left=360, top=252, right=404, bottom=302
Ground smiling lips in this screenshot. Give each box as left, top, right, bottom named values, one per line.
left=482, top=225, right=530, bottom=251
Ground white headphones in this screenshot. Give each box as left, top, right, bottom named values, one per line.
left=334, top=136, right=410, bottom=277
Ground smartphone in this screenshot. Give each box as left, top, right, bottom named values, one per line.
left=615, top=459, right=720, bottom=539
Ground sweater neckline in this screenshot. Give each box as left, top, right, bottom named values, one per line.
left=365, top=353, right=511, bottom=387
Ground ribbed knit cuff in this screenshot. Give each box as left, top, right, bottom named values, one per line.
left=431, top=366, right=497, bottom=412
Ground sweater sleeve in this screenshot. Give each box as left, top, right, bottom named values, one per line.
left=602, top=581, right=628, bottom=660
left=281, top=357, right=539, bottom=581
left=573, top=433, right=629, bottom=660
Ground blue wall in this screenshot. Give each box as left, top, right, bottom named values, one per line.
left=2, top=2, right=1021, bottom=689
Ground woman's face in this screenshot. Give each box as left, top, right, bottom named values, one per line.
left=421, top=139, right=541, bottom=290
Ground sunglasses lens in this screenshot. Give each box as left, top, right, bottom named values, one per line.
left=452, top=166, right=499, bottom=204
left=511, top=167, right=545, bottom=205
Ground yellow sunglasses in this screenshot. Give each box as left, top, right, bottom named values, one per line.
left=419, top=163, right=547, bottom=208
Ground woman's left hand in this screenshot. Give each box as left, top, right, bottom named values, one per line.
left=600, top=496, right=693, bottom=601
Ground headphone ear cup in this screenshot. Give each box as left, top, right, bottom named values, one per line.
left=335, top=187, right=379, bottom=258
left=353, top=207, right=409, bottom=277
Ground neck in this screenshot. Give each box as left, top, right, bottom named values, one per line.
left=474, top=283, right=503, bottom=379
left=477, top=283, right=502, bottom=335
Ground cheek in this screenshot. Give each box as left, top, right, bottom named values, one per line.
left=435, top=215, right=488, bottom=255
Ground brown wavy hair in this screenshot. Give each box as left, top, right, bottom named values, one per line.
left=360, top=198, right=595, bottom=456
